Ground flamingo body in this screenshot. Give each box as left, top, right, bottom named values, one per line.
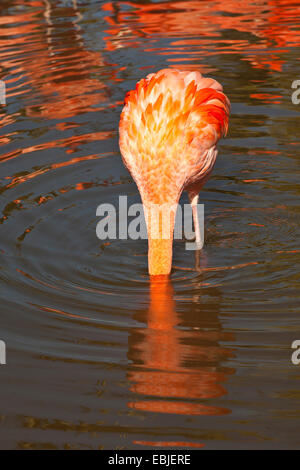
left=119, top=68, right=230, bottom=276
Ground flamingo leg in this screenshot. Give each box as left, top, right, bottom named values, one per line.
left=188, top=192, right=202, bottom=248
left=188, top=191, right=203, bottom=271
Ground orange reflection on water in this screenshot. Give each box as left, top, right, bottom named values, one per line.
left=127, top=276, right=234, bottom=432
left=0, top=0, right=108, bottom=120
left=102, top=0, right=300, bottom=74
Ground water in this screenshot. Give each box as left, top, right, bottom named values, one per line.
left=0, top=0, right=300, bottom=450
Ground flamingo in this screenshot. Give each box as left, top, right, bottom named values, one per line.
left=119, top=69, right=230, bottom=276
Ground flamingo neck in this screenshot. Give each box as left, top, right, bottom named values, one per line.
left=148, top=237, right=173, bottom=276
left=144, top=201, right=178, bottom=276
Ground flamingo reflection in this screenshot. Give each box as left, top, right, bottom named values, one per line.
left=127, top=271, right=235, bottom=440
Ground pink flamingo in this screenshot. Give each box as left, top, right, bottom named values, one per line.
left=119, top=69, right=230, bottom=276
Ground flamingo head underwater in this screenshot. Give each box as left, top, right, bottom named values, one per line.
left=119, top=68, right=230, bottom=276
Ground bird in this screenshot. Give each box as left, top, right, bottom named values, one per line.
left=119, top=68, right=230, bottom=276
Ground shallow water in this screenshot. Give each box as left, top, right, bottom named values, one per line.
left=0, top=0, right=300, bottom=450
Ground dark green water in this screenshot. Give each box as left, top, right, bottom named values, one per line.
left=0, top=0, right=300, bottom=449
